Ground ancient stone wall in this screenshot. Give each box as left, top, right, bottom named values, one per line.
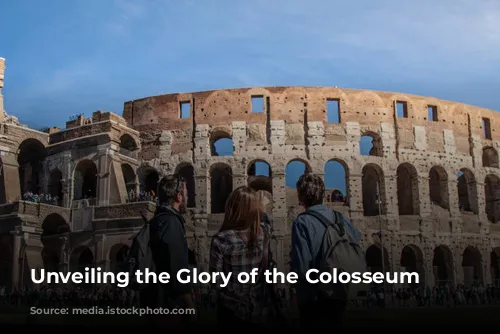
left=123, top=87, right=500, bottom=286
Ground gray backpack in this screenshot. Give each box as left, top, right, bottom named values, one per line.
left=304, top=210, right=369, bottom=302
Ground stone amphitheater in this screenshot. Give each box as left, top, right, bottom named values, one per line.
left=1, top=56, right=500, bottom=291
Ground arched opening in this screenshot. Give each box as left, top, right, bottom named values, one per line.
left=400, top=245, right=425, bottom=287
left=177, top=164, right=196, bottom=208
left=482, top=147, right=499, bottom=168
left=121, top=164, right=136, bottom=196
left=248, top=160, right=272, bottom=194
left=41, top=213, right=70, bottom=273
left=210, top=131, right=233, bottom=156
left=396, top=163, right=419, bottom=215
left=491, top=248, right=500, bottom=287
left=324, top=159, right=348, bottom=204
left=429, top=166, right=449, bottom=210
left=17, top=138, right=47, bottom=195
left=360, top=132, right=383, bottom=157
left=432, top=245, right=454, bottom=286
left=119, top=134, right=138, bottom=153
left=47, top=169, right=63, bottom=205
left=42, top=213, right=70, bottom=236
left=462, top=246, right=483, bottom=286
left=457, top=169, right=478, bottom=213
left=285, top=159, right=311, bottom=188
left=210, top=163, right=232, bottom=214
left=0, top=243, right=12, bottom=287
left=73, top=160, right=97, bottom=200
left=485, top=174, right=500, bottom=223
left=109, top=243, right=130, bottom=274
left=138, top=167, right=159, bottom=201
left=365, top=244, right=390, bottom=273
left=362, top=164, right=386, bottom=216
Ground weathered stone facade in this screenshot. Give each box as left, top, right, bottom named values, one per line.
left=1, top=57, right=500, bottom=291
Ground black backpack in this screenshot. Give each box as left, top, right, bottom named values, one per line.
left=126, top=211, right=171, bottom=291
left=302, top=209, right=369, bottom=302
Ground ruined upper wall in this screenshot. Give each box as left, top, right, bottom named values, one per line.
left=50, top=110, right=136, bottom=146
left=123, top=86, right=499, bottom=158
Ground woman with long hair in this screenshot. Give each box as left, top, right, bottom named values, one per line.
left=209, top=186, right=271, bottom=329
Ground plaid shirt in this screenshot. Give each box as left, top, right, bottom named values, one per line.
left=209, top=219, right=271, bottom=301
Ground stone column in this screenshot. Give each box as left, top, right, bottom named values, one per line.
left=158, top=130, right=173, bottom=166
left=194, top=166, right=210, bottom=268
left=194, top=125, right=211, bottom=159
left=423, top=252, right=435, bottom=287
left=60, top=235, right=70, bottom=274
left=454, top=246, right=464, bottom=285
left=232, top=163, right=246, bottom=190
left=232, top=121, right=246, bottom=156
left=447, top=176, right=463, bottom=234
left=418, top=174, right=432, bottom=217
left=475, top=180, right=489, bottom=225
left=0, top=151, right=21, bottom=203
left=306, top=121, right=324, bottom=158
left=418, top=174, right=434, bottom=235
left=482, top=248, right=491, bottom=285
left=448, top=178, right=461, bottom=218
left=94, top=234, right=108, bottom=271
left=10, top=230, right=22, bottom=292
left=97, top=147, right=111, bottom=206
left=347, top=173, right=364, bottom=228
left=391, top=243, right=404, bottom=289
left=195, top=169, right=209, bottom=213
left=271, top=169, right=287, bottom=234
left=193, top=216, right=209, bottom=271
left=8, top=224, right=43, bottom=291
left=61, top=153, right=72, bottom=207
left=384, top=173, right=399, bottom=231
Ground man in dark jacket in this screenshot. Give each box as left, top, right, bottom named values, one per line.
left=290, top=173, right=361, bottom=331
left=140, top=174, right=197, bottom=327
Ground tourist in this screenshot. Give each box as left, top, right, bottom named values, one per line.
left=290, top=173, right=361, bottom=331
left=209, top=186, right=274, bottom=330
left=139, top=174, right=197, bottom=329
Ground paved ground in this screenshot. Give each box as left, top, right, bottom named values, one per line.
left=1, top=305, right=499, bottom=331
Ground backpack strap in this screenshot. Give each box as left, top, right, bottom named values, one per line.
left=302, top=209, right=345, bottom=237
left=147, top=210, right=183, bottom=242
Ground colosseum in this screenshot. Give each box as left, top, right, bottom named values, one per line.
left=0, top=56, right=500, bottom=291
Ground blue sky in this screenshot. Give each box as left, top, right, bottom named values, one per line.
left=1, top=0, right=500, bottom=191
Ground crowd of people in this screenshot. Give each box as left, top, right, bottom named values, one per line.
left=364, top=284, right=500, bottom=308
left=21, top=192, right=60, bottom=206
left=126, top=190, right=157, bottom=203
left=1, top=282, right=500, bottom=311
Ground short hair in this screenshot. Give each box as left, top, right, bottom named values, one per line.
left=157, top=174, right=186, bottom=206
left=296, top=173, right=325, bottom=208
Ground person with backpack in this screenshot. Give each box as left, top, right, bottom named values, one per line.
left=209, top=186, right=282, bottom=330
left=136, top=174, right=197, bottom=328
left=291, top=173, right=363, bottom=331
